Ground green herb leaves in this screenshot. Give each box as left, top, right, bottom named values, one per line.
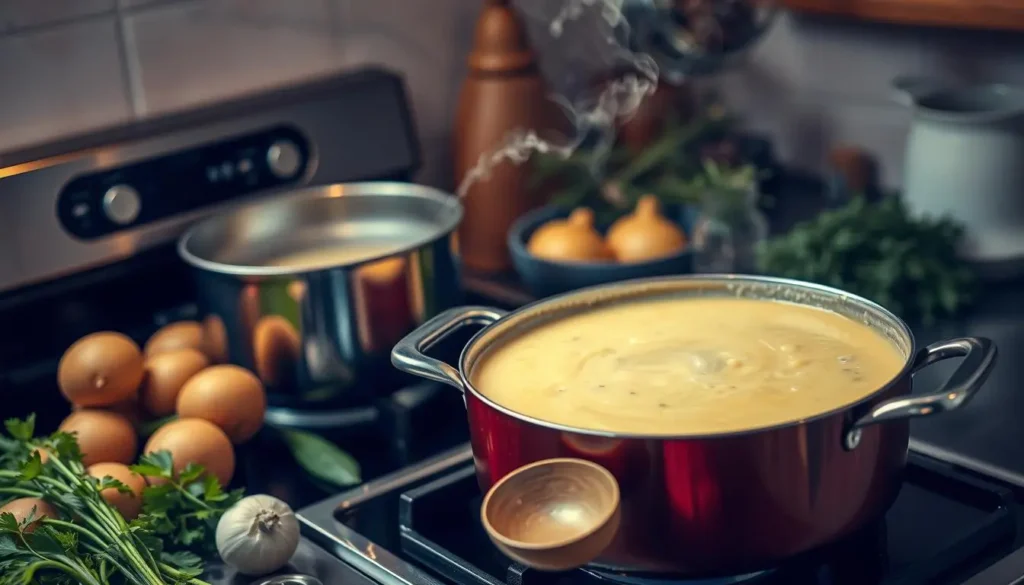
left=129, top=451, right=242, bottom=561
left=1, top=416, right=223, bottom=585
left=130, top=451, right=174, bottom=479
left=279, top=429, right=361, bottom=488
left=534, top=107, right=747, bottom=225
left=757, top=196, right=975, bottom=324
left=0, top=514, right=106, bottom=585
left=3, top=416, right=35, bottom=442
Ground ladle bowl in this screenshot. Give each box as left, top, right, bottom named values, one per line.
left=481, top=458, right=621, bottom=572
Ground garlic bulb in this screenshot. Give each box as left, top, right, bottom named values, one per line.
left=216, top=494, right=300, bottom=576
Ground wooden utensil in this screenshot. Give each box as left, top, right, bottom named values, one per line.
left=481, top=458, right=621, bottom=572
left=453, top=0, right=561, bottom=273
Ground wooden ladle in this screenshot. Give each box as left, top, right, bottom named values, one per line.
left=481, top=458, right=621, bottom=572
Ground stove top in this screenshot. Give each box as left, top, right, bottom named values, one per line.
left=201, top=540, right=376, bottom=585
left=297, top=445, right=1024, bottom=585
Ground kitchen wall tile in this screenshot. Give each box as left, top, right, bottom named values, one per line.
left=118, top=0, right=191, bottom=10
left=333, top=0, right=480, bottom=188
left=716, top=66, right=825, bottom=175
left=123, top=0, right=341, bottom=116
left=715, top=14, right=821, bottom=174
left=334, top=31, right=462, bottom=188
left=743, top=13, right=806, bottom=91
left=0, top=18, right=131, bottom=152
left=791, top=16, right=925, bottom=103
left=715, top=14, right=1024, bottom=187
left=338, top=0, right=475, bottom=77
left=0, top=0, right=114, bottom=33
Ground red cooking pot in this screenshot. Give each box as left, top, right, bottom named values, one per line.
left=391, top=275, right=996, bottom=577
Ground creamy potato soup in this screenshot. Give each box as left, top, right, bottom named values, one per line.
left=471, top=297, right=905, bottom=435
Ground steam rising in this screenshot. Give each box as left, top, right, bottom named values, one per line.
left=455, top=0, right=660, bottom=198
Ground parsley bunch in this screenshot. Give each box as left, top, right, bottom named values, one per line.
left=757, top=195, right=975, bottom=324
left=131, top=451, right=243, bottom=559
left=0, top=415, right=239, bottom=584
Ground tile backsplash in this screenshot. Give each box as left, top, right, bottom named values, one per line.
left=1, top=1, right=1022, bottom=189
left=722, top=14, right=1024, bottom=188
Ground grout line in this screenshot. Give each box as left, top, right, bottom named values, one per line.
left=0, top=8, right=116, bottom=38
left=118, top=0, right=206, bottom=14
left=0, top=0, right=202, bottom=38
left=114, top=11, right=148, bottom=118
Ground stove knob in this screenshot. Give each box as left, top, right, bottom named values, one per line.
left=101, top=184, right=141, bottom=225
left=266, top=140, right=303, bottom=179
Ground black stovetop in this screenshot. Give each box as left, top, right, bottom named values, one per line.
left=9, top=167, right=1024, bottom=584
left=297, top=444, right=1024, bottom=585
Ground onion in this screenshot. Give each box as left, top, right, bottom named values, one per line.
left=215, top=495, right=300, bottom=576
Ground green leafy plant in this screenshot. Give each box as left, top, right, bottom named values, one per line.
left=532, top=105, right=764, bottom=225
left=279, top=429, right=360, bottom=489
left=757, top=195, right=975, bottom=324
left=130, top=452, right=243, bottom=560
left=0, top=415, right=223, bottom=584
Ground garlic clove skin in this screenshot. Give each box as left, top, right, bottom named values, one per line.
left=216, top=494, right=300, bottom=576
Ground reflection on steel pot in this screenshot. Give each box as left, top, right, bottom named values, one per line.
left=179, top=182, right=462, bottom=426
left=391, top=275, right=996, bottom=576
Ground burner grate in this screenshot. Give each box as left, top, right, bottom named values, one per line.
left=396, top=453, right=1017, bottom=585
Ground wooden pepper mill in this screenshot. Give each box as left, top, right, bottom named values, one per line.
left=454, top=0, right=560, bottom=273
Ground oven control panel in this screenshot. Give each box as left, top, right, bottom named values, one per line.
left=57, top=126, right=311, bottom=240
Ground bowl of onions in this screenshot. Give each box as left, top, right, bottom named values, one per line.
left=508, top=195, right=696, bottom=298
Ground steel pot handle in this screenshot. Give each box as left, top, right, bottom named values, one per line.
left=391, top=306, right=508, bottom=391
left=844, top=336, right=997, bottom=450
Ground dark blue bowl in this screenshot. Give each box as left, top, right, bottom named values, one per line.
left=508, top=204, right=697, bottom=298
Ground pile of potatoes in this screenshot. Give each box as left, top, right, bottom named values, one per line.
left=50, top=320, right=266, bottom=520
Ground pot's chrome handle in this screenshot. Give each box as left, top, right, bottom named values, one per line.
left=391, top=306, right=508, bottom=391
left=845, top=337, right=997, bottom=450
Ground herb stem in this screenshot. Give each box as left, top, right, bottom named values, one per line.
left=0, top=486, right=42, bottom=498
left=84, top=498, right=164, bottom=584
left=43, top=518, right=106, bottom=548
left=17, top=530, right=105, bottom=585
left=160, top=562, right=213, bottom=585
left=169, top=479, right=214, bottom=511
left=46, top=453, right=167, bottom=585
left=22, top=558, right=105, bottom=585
left=0, top=470, right=72, bottom=494
left=612, top=117, right=713, bottom=185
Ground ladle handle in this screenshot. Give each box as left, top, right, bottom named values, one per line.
left=844, top=336, right=996, bottom=450
left=391, top=306, right=508, bottom=391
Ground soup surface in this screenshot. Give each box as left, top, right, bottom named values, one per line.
left=471, top=297, right=905, bottom=435
left=264, top=244, right=398, bottom=269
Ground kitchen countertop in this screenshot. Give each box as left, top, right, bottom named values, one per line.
left=908, top=278, right=1024, bottom=489
left=203, top=538, right=376, bottom=585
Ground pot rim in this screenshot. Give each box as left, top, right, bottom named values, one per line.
left=178, top=181, right=462, bottom=278
left=456, top=274, right=918, bottom=440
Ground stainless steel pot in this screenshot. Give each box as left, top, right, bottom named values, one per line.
left=392, top=275, right=996, bottom=575
left=179, top=182, right=462, bottom=426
